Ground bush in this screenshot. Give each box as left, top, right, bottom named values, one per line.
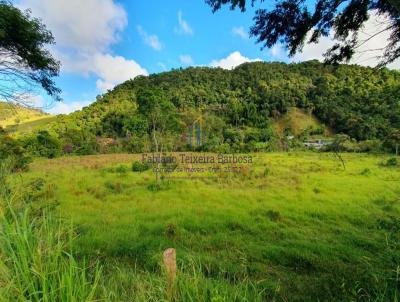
left=59, top=129, right=99, bottom=155
left=132, top=160, right=151, bottom=172
left=122, top=135, right=151, bottom=153
left=385, top=157, right=398, bottom=166
left=0, top=134, right=31, bottom=171
left=115, top=165, right=129, bottom=174
left=357, top=140, right=383, bottom=153
left=23, top=130, right=61, bottom=158
left=104, top=181, right=123, bottom=193
left=63, top=143, right=73, bottom=154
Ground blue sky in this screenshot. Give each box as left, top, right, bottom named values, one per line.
left=13, top=0, right=399, bottom=114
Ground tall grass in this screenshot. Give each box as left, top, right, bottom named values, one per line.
left=0, top=162, right=101, bottom=302
left=1, top=153, right=400, bottom=301
left=97, top=258, right=269, bottom=302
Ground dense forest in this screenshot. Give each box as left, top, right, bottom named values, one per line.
left=1, top=60, right=400, bottom=163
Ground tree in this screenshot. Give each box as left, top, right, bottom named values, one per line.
left=385, top=128, right=400, bottom=155
left=329, top=134, right=350, bottom=170
left=34, top=60, right=399, bottom=155
left=23, top=130, right=61, bottom=158
left=0, top=133, right=31, bottom=171
left=0, top=1, right=60, bottom=105
left=137, top=89, right=181, bottom=182
left=206, top=0, right=400, bottom=66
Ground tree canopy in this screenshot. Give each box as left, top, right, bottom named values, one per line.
left=31, top=61, right=398, bottom=154
left=3, top=61, right=400, bottom=156
left=0, top=1, right=60, bottom=104
left=206, top=0, right=400, bottom=66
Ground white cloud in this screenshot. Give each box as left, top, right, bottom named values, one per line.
left=175, top=10, right=193, bottom=35
left=209, top=51, right=262, bottom=69
left=17, top=0, right=148, bottom=94
left=292, top=10, right=399, bottom=69
left=232, top=26, right=248, bottom=40
left=137, top=25, right=163, bottom=51
left=291, top=34, right=334, bottom=63
left=18, top=0, right=127, bottom=53
left=24, top=94, right=91, bottom=114
left=52, top=53, right=148, bottom=93
left=270, top=44, right=284, bottom=58
left=96, top=80, right=115, bottom=93
left=48, top=100, right=93, bottom=114
left=22, top=94, right=48, bottom=109
left=180, top=54, right=194, bottom=65
left=92, top=54, right=148, bottom=92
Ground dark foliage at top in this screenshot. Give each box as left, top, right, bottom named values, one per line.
left=0, top=1, right=60, bottom=104
left=206, top=0, right=400, bottom=66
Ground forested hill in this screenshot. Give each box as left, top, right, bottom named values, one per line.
left=14, top=60, right=400, bottom=155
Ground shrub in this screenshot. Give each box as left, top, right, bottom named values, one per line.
left=132, top=160, right=151, bottom=172
left=23, top=130, right=61, bottom=158
left=360, top=168, right=371, bottom=175
left=104, top=181, right=123, bottom=193
left=59, top=129, right=99, bottom=155
left=63, top=143, right=73, bottom=154
left=385, top=157, right=398, bottom=167
left=115, top=165, right=129, bottom=174
left=0, top=134, right=31, bottom=171
left=122, top=135, right=150, bottom=153
left=312, top=125, right=326, bottom=135
left=357, top=140, right=383, bottom=153
left=265, top=210, right=282, bottom=222
left=147, top=182, right=162, bottom=192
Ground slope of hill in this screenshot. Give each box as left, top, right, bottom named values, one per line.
left=6, top=61, right=400, bottom=155
left=5, top=116, right=58, bottom=135
left=0, top=102, right=50, bottom=129
left=60, top=60, right=399, bottom=140
left=273, top=107, right=332, bottom=137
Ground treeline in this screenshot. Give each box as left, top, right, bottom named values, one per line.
left=2, top=60, right=400, bottom=162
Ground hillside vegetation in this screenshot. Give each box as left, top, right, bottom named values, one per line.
left=51, top=61, right=400, bottom=152
left=0, top=102, right=49, bottom=128
left=273, top=107, right=331, bottom=137
left=2, top=61, right=400, bottom=159
left=5, top=115, right=57, bottom=136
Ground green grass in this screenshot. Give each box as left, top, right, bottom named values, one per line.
left=0, top=102, right=50, bottom=129
left=7, top=152, right=400, bottom=301
left=0, top=163, right=101, bottom=302
left=4, top=116, right=58, bottom=135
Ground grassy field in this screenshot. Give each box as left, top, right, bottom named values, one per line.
left=0, top=102, right=50, bottom=129
left=6, top=152, right=400, bottom=301
left=4, top=115, right=57, bottom=135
